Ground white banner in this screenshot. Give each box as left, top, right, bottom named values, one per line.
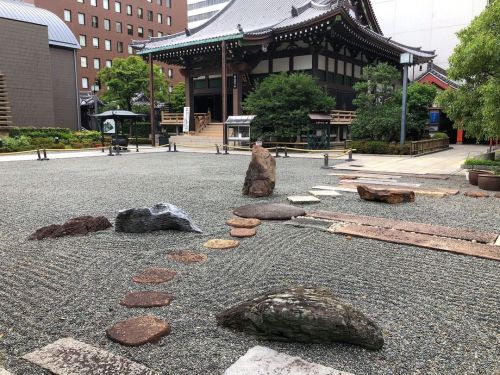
left=183, top=107, right=190, bottom=133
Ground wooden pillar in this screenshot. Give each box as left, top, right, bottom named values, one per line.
left=149, top=53, right=155, bottom=146
left=222, top=41, right=228, bottom=146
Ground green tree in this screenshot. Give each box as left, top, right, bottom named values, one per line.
left=352, top=63, right=436, bottom=141
left=97, top=56, right=167, bottom=111
left=242, top=73, right=334, bottom=139
left=437, top=1, right=499, bottom=140
left=169, top=82, right=186, bottom=113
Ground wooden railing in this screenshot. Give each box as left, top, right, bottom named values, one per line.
left=410, top=137, right=450, bottom=156
left=331, top=110, right=356, bottom=124
left=160, top=112, right=183, bottom=125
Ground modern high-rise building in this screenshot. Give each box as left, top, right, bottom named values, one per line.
left=187, top=0, right=229, bottom=29
left=24, top=0, right=187, bottom=91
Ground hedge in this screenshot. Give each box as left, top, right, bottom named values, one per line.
left=351, top=140, right=411, bottom=155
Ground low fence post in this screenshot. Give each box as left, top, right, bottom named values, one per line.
left=168, top=143, right=172, bottom=152
left=173, top=143, right=177, bottom=152
left=215, top=144, right=220, bottom=154
left=321, top=153, right=329, bottom=169
left=42, top=148, right=49, bottom=161
left=347, top=149, right=353, bottom=162
left=37, top=148, right=42, bottom=161
left=275, top=147, right=280, bottom=158
left=108, top=146, right=114, bottom=156
left=224, top=144, right=229, bottom=155
left=283, top=147, right=289, bottom=158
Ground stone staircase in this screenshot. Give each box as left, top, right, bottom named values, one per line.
left=0, top=72, right=13, bottom=136
left=169, top=122, right=223, bottom=146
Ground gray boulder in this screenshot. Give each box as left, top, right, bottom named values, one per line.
left=115, top=203, right=202, bottom=233
left=216, top=286, right=384, bottom=350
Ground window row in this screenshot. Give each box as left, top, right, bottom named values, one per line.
left=64, top=9, right=173, bottom=25
left=78, top=36, right=131, bottom=53
left=76, top=0, right=172, bottom=9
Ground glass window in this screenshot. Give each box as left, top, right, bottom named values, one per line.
left=168, top=69, right=173, bottom=78
left=63, top=9, right=71, bottom=22
left=137, top=7, right=143, bottom=19
left=157, top=0, right=162, bottom=5
left=166, top=16, right=172, bottom=26
left=114, top=1, right=121, bottom=13
left=128, top=46, right=133, bottom=54
left=104, top=19, right=110, bottom=30
left=127, top=24, right=133, bottom=35
left=105, top=39, right=111, bottom=50
left=80, top=56, right=88, bottom=68
left=126, top=5, right=132, bottom=15
left=77, top=0, right=84, bottom=3
left=91, top=16, right=98, bottom=28
left=157, top=31, right=163, bottom=37
left=148, top=29, right=153, bottom=37
left=157, top=13, right=162, bottom=24
left=147, top=10, right=153, bottom=21
left=115, top=21, right=122, bottom=33
left=92, top=37, right=99, bottom=48
left=106, top=60, right=112, bottom=68
left=82, top=77, right=89, bottom=89
left=117, top=41, right=123, bottom=53
left=78, top=13, right=85, bottom=25
left=103, top=0, right=109, bottom=9
left=79, top=34, right=86, bottom=46
left=166, top=0, right=171, bottom=7
left=138, top=27, right=143, bottom=37
left=93, top=58, right=100, bottom=70
left=90, top=0, right=97, bottom=6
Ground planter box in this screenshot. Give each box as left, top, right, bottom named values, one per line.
left=478, top=174, right=500, bottom=191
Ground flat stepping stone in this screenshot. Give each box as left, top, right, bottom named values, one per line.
left=329, top=172, right=401, bottom=179
left=230, top=227, right=257, bottom=238
left=106, top=316, right=171, bottom=347
left=132, top=268, right=176, bottom=284
left=167, top=250, right=207, bottom=264
left=226, top=218, right=261, bottom=228
left=287, top=196, right=321, bottom=204
left=308, top=190, right=342, bottom=197
left=233, top=203, right=305, bottom=220
left=224, top=346, right=354, bottom=375
left=120, top=291, right=173, bottom=308
left=340, top=182, right=458, bottom=197
left=22, top=337, right=156, bottom=374
left=464, top=191, right=490, bottom=198
left=203, top=239, right=240, bottom=250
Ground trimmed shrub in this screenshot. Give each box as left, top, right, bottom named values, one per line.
left=431, top=132, right=449, bottom=139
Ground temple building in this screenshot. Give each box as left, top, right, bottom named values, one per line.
left=132, top=0, right=434, bottom=145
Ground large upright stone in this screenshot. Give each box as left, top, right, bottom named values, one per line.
left=115, top=203, right=202, bottom=233
left=217, top=286, right=384, bottom=350
left=242, top=145, right=276, bottom=197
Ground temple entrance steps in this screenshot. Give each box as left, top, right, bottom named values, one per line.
left=168, top=122, right=223, bottom=146
left=199, top=122, right=223, bottom=137
left=0, top=72, right=13, bottom=127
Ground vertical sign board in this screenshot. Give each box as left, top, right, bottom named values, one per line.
left=183, top=107, right=190, bottom=133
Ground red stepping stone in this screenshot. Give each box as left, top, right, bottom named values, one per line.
left=106, top=316, right=171, bottom=346
left=464, top=191, right=490, bottom=198
left=226, top=218, right=261, bottom=228
left=167, top=251, right=208, bottom=264
left=132, top=268, right=176, bottom=284
left=120, top=291, right=173, bottom=308
left=230, top=227, right=257, bottom=238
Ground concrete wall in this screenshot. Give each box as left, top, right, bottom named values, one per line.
left=50, top=47, right=78, bottom=129
left=0, top=18, right=55, bottom=127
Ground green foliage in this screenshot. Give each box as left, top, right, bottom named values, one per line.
left=464, top=158, right=500, bottom=167
left=352, top=63, right=436, bottom=142
left=431, top=132, right=449, bottom=139
left=169, top=82, right=186, bottom=113
left=243, top=73, right=334, bottom=139
left=121, top=122, right=151, bottom=138
left=437, top=1, right=500, bottom=140
left=97, top=56, right=167, bottom=111
left=351, top=140, right=410, bottom=155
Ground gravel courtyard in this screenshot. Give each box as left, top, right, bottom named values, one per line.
left=0, top=151, right=499, bottom=375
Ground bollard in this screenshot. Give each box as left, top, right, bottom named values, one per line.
left=321, top=153, right=329, bottom=169
left=347, top=150, right=353, bottom=162
left=42, top=148, right=49, bottom=161
left=283, top=146, right=289, bottom=158
left=115, top=145, right=121, bottom=156
left=168, top=143, right=172, bottom=152
left=224, top=145, right=229, bottom=155
left=275, top=147, right=280, bottom=158
left=37, top=148, right=42, bottom=161
left=108, top=146, right=114, bottom=156
left=173, top=143, right=177, bottom=152
left=215, top=144, right=220, bottom=154
left=136, top=143, right=139, bottom=152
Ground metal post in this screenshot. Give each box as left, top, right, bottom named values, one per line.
left=115, top=145, right=121, bottom=156
left=149, top=53, right=156, bottom=147
left=221, top=41, right=228, bottom=151
left=135, top=122, right=139, bottom=152
left=168, top=143, right=172, bottom=152
left=215, top=144, right=220, bottom=154
left=37, top=148, right=42, bottom=161
left=275, top=147, right=280, bottom=158
left=108, top=146, right=114, bottom=156
left=400, top=64, right=409, bottom=146
left=348, top=150, right=353, bottom=162
left=42, top=149, right=49, bottom=161
left=283, top=146, right=289, bottom=158
left=224, top=144, right=229, bottom=155
left=173, top=142, right=177, bottom=152
left=321, top=153, right=329, bottom=169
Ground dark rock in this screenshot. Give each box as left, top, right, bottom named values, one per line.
left=120, top=291, right=173, bottom=308
left=226, top=218, right=261, bottom=228
left=132, top=268, right=176, bottom=284
left=242, top=146, right=276, bottom=197
left=115, top=203, right=201, bottom=233
left=106, top=316, right=171, bottom=346
left=233, top=203, right=306, bottom=220
left=28, top=216, right=112, bottom=240
left=216, top=286, right=384, bottom=350
left=230, top=227, right=257, bottom=238
left=167, top=250, right=207, bottom=264
left=357, top=185, right=415, bottom=204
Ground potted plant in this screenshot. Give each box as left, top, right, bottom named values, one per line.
left=478, top=167, right=500, bottom=191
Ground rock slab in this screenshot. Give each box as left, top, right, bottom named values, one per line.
left=242, top=145, right=276, bottom=197
left=120, top=291, right=173, bottom=308
left=203, top=239, right=240, bottom=250
left=23, top=337, right=156, bottom=374
left=357, top=185, right=415, bottom=204
left=132, top=268, right=176, bottom=284
left=106, top=316, right=171, bottom=346
left=167, top=250, right=208, bottom=264
left=464, top=191, right=490, bottom=198
left=216, top=286, right=384, bottom=350
left=224, top=346, right=354, bottom=375
left=230, top=227, right=257, bottom=238
left=226, top=218, right=261, bottom=228
left=233, top=203, right=306, bottom=220
left=115, top=203, right=201, bottom=233
left=29, top=216, right=112, bottom=240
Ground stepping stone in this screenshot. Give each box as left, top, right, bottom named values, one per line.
left=224, top=346, right=353, bottom=375
left=203, top=239, right=240, bottom=250
left=464, top=191, right=490, bottom=198
left=342, top=179, right=421, bottom=187
left=132, top=268, right=176, bottom=284
left=167, top=250, right=207, bottom=264
left=312, top=185, right=343, bottom=191
left=495, top=193, right=500, bottom=199
left=340, top=182, right=458, bottom=197
left=234, top=203, right=306, bottom=220
left=495, top=236, right=500, bottom=247
left=120, top=291, right=173, bottom=308
left=22, top=337, right=156, bottom=374
left=106, top=316, right=171, bottom=347
left=230, top=227, right=257, bottom=238
left=308, top=190, right=342, bottom=197
left=226, top=218, right=261, bottom=228
left=357, top=185, right=415, bottom=204
left=329, top=172, right=401, bottom=179
left=287, top=196, right=320, bottom=204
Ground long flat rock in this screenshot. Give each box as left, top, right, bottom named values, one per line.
left=308, top=211, right=498, bottom=244
left=340, top=179, right=421, bottom=187
left=335, top=224, right=500, bottom=261
left=312, top=185, right=357, bottom=193
left=22, top=338, right=157, bottom=375
left=339, top=183, right=458, bottom=197
left=329, top=172, right=402, bottom=179
left=224, top=346, right=354, bottom=375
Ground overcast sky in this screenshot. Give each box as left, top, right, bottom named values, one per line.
left=370, top=0, right=488, bottom=68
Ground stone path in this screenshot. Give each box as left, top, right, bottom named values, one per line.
left=23, top=338, right=157, bottom=375
left=224, top=346, right=354, bottom=375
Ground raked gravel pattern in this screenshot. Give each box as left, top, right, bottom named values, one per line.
left=0, top=151, right=499, bottom=375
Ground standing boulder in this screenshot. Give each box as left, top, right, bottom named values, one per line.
left=242, top=146, right=276, bottom=197
left=216, top=286, right=384, bottom=350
